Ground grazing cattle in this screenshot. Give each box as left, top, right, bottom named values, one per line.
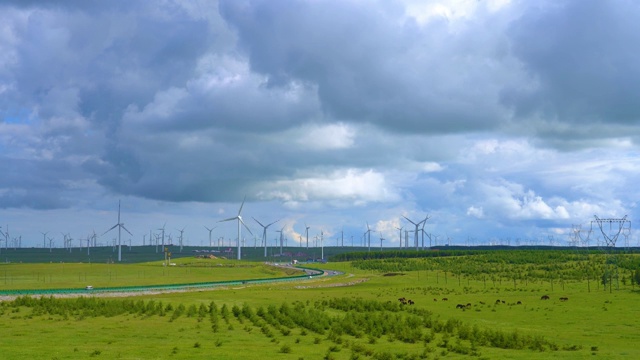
left=433, top=298, right=438, bottom=302
left=442, top=298, right=448, bottom=301
left=495, top=299, right=501, bottom=304
left=479, top=301, right=485, bottom=305
left=466, top=303, right=472, bottom=308
left=408, top=300, right=414, bottom=305
left=559, top=297, right=568, bottom=301
left=541, top=295, right=550, bottom=300
left=502, top=300, right=505, bottom=304
left=516, top=301, right=522, bottom=305
left=456, top=304, right=466, bottom=309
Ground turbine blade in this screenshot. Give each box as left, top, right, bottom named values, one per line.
left=252, top=217, right=265, bottom=228
left=219, top=216, right=238, bottom=223
left=102, top=224, right=118, bottom=236
left=402, top=216, right=417, bottom=226
left=237, top=195, right=246, bottom=216
left=121, top=224, right=133, bottom=236
left=240, top=218, right=253, bottom=236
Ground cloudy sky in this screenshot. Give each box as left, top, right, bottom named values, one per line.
left=1, top=0, right=639, bottom=250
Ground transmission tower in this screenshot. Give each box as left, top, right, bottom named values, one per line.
left=590, top=215, right=631, bottom=293
left=591, top=215, right=630, bottom=249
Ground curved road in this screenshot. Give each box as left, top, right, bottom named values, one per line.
left=0, top=265, right=336, bottom=298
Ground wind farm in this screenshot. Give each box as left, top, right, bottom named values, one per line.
left=2, top=0, right=640, bottom=358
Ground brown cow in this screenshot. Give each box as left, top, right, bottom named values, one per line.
left=541, top=295, right=550, bottom=300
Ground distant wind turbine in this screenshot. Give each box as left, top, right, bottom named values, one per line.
left=395, top=226, right=403, bottom=249
left=177, top=227, right=186, bottom=252
left=204, top=226, right=216, bottom=248
left=41, top=231, right=48, bottom=249
left=219, top=197, right=253, bottom=260
left=276, top=225, right=286, bottom=255
left=103, top=200, right=133, bottom=262
left=253, top=217, right=279, bottom=257
left=402, top=215, right=429, bottom=251
left=365, top=222, right=374, bottom=252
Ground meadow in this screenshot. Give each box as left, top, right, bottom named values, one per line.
left=0, top=248, right=639, bottom=359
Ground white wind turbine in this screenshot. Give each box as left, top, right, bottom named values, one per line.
left=103, top=200, right=133, bottom=262
left=204, top=226, right=216, bottom=248
left=177, top=227, right=186, bottom=252
left=219, top=197, right=253, bottom=260
left=41, top=231, right=48, bottom=249
left=276, top=225, right=286, bottom=255
left=395, top=226, right=403, bottom=249
left=402, top=215, right=429, bottom=251
left=305, top=224, right=310, bottom=249
left=365, top=222, right=374, bottom=252
left=253, top=217, right=279, bottom=257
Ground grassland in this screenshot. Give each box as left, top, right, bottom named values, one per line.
left=0, top=249, right=639, bottom=359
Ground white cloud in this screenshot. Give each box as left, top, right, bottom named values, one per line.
left=466, top=206, right=484, bottom=218
left=256, top=168, right=399, bottom=204
left=295, top=123, right=355, bottom=150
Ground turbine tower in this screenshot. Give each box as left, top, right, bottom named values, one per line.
left=158, top=222, right=166, bottom=248
left=276, top=226, right=285, bottom=255
left=395, top=226, right=403, bottom=249
left=103, top=200, right=133, bottom=262
left=41, top=231, right=48, bottom=249
left=402, top=215, right=430, bottom=251
left=204, top=226, right=216, bottom=247
left=177, top=227, right=186, bottom=252
left=305, top=224, right=310, bottom=249
left=219, top=197, right=253, bottom=260
left=253, top=217, right=279, bottom=257
left=365, top=222, right=374, bottom=252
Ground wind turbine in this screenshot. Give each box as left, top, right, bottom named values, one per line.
left=395, top=226, right=403, bottom=249
left=275, top=227, right=284, bottom=255
left=219, top=197, right=253, bottom=260
left=204, top=226, right=216, bottom=248
left=158, top=223, right=166, bottom=248
left=41, top=231, right=48, bottom=249
left=380, top=236, right=385, bottom=250
left=365, top=222, right=374, bottom=252
left=305, top=224, right=310, bottom=249
left=402, top=215, right=429, bottom=251
left=103, top=200, right=133, bottom=262
left=253, top=217, right=279, bottom=257
left=177, top=227, right=186, bottom=252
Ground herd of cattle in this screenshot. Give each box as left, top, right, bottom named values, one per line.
left=398, top=295, right=569, bottom=309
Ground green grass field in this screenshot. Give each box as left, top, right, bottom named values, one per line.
left=1, top=250, right=639, bottom=359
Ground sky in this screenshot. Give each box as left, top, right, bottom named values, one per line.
left=1, top=0, right=639, bottom=250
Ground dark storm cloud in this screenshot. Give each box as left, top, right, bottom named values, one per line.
left=218, top=0, right=509, bottom=134
left=504, top=0, right=640, bottom=125
left=0, top=157, right=79, bottom=209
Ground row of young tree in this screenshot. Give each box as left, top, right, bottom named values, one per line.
left=2, top=295, right=583, bottom=356
left=345, top=250, right=640, bottom=289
